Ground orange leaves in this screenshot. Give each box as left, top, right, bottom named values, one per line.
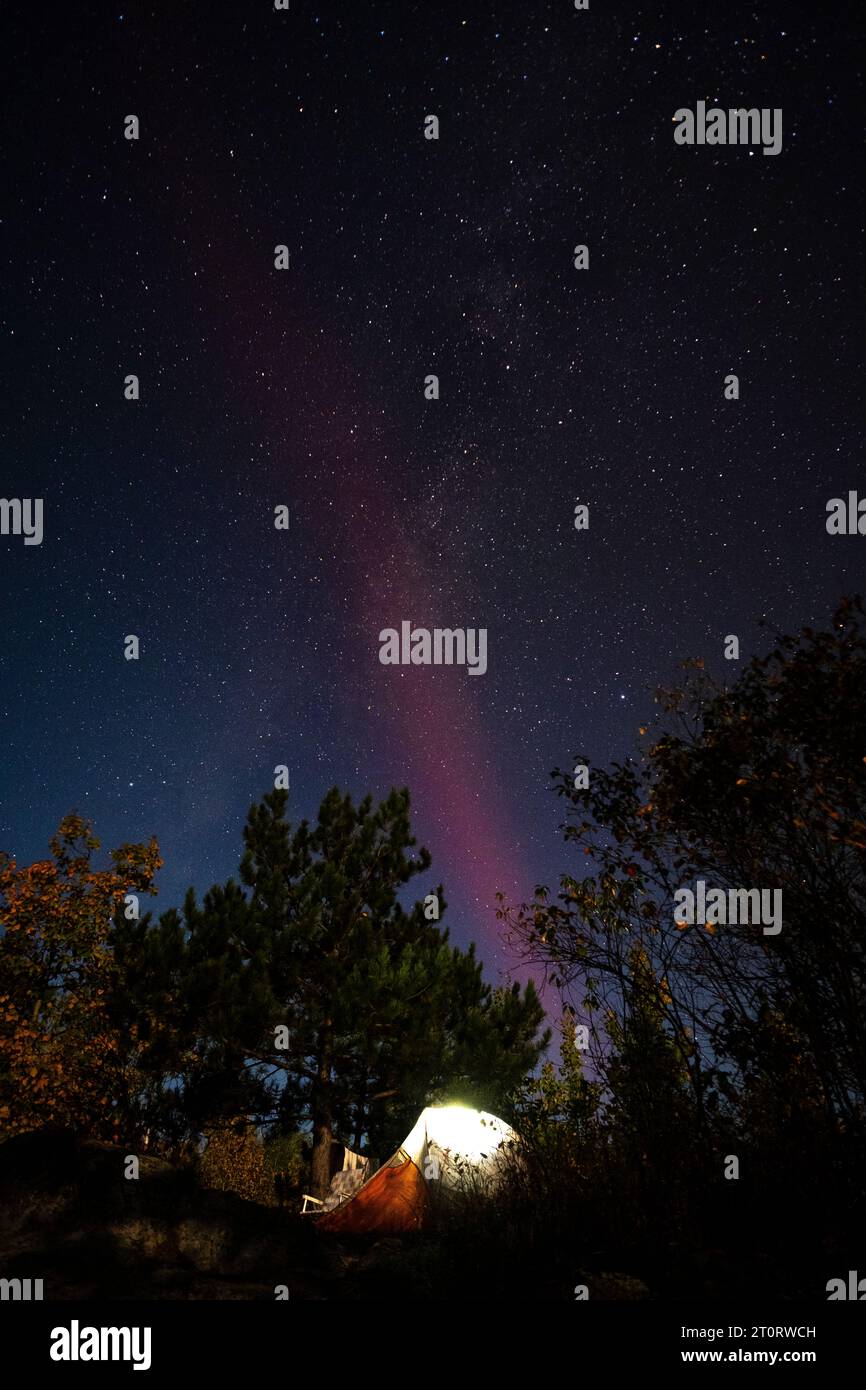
left=1, top=813, right=161, bottom=1139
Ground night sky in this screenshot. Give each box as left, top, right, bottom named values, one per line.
left=2, top=2, right=863, bottom=989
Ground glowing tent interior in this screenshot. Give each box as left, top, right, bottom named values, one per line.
left=317, top=1104, right=519, bottom=1234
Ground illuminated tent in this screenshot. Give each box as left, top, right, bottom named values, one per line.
left=318, top=1104, right=518, bottom=1234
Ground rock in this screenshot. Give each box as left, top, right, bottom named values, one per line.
left=0, top=1128, right=334, bottom=1299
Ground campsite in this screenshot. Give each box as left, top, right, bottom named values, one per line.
left=3, top=602, right=866, bottom=1303
left=0, top=1, right=863, bottom=1369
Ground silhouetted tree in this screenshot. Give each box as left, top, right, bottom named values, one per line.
left=118, top=786, right=548, bottom=1195
left=499, top=598, right=866, bottom=1252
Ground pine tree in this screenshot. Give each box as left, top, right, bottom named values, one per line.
left=120, top=786, right=548, bottom=1194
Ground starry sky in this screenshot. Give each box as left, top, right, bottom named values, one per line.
left=1, top=2, right=863, bottom=989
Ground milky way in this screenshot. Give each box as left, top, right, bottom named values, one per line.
left=1, top=3, right=863, bottom=998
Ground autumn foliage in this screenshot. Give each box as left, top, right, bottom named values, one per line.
left=0, top=813, right=161, bottom=1139
left=199, top=1124, right=273, bottom=1205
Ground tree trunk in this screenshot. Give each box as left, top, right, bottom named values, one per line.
left=353, top=1107, right=366, bottom=1153
left=310, top=1025, right=334, bottom=1198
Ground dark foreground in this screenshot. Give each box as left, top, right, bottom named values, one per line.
left=0, top=1131, right=853, bottom=1303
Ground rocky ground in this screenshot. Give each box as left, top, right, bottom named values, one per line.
left=0, top=1129, right=337, bottom=1300
left=0, top=1130, right=654, bottom=1300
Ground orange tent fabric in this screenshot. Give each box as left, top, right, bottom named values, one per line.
left=316, top=1106, right=518, bottom=1235
left=319, top=1153, right=427, bottom=1233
